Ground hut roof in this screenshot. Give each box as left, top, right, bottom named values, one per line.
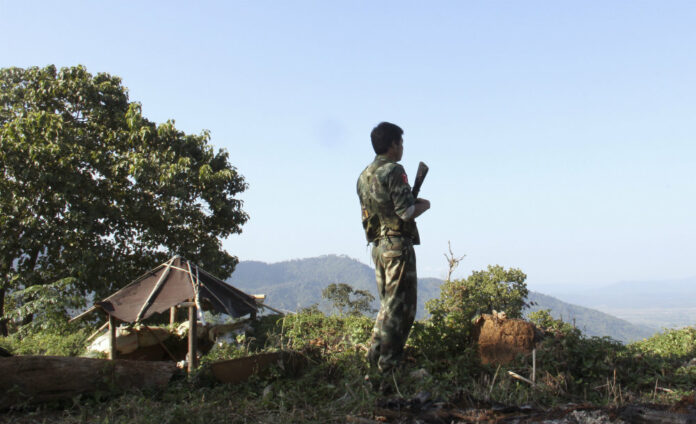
left=92, top=256, right=258, bottom=323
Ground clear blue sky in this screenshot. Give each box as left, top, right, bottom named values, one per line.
left=2, top=1, right=694, bottom=289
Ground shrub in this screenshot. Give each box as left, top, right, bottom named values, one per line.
left=528, top=309, right=577, bottom=335
left=278, top=311, right=373, bottom=350
left=3, top=324, right=91, bottom=356
left=632, top=326, right=696, bottom=358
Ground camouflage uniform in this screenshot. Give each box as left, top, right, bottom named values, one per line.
left=357, top=154, right=419, bottom=373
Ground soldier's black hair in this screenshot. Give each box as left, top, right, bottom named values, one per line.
left=371, top=122, right=403, bottom=154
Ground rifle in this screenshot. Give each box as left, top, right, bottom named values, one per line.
left=411, top=161, right=429, bottom=198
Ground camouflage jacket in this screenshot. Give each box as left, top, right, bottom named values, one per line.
left=357, top=155, right=420, bottom=244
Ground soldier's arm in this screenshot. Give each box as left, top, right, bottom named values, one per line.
left=388, top=165, right=419, bottom=221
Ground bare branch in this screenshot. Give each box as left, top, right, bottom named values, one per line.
left=443, top=241, right=466, bottom=282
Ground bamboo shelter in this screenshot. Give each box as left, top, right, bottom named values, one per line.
left=72, top=256, right=261, bottom=372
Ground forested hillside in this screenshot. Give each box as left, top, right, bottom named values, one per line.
left=229, top=254, right=656, bottom=343
left=228, top=255, right=442, bottom=317
left=526, top=292, right=657, bottom=343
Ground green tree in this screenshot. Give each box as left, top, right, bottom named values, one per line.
left=0, top=65, right=248, bottom=335
left=321, top=283, right=376, bottom=316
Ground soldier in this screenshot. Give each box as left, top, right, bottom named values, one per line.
left=357, top=122, right=431, bottom=376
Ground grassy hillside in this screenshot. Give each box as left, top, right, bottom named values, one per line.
left=4, top=311, right=696, bottom=423
left=229, top=255, right=655, bottom=343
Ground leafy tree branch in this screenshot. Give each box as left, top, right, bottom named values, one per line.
left=0, top=65, right=249, bottom=335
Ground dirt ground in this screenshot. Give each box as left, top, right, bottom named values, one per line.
left=355, top=392, right=696, bottom=423
left=473, top=313, right=538, bottom=365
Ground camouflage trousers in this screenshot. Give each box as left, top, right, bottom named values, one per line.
left=368, top=236, right=417, bottom=373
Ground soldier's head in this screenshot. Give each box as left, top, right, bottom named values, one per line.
left=371, top=122, right=404, bottom=160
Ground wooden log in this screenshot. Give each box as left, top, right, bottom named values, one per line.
left=68, top=305, right=99, bottom=323
left=86, top=322, right=109, bottom=343
left=211, top=351, right=285, bottom=384
left=210, top=351, right=306, bottom=384
left=188, top=304, right=197, bottom=372
left=260, top=303, right=290, bottom=315
left=508, top=370, right=535, bottom=386
left=0, top=356, right=176, bottom=409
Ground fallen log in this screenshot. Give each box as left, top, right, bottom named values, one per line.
left=210, top=351, right=305, bottom=384
left=0, top=356, right=177, bottom=409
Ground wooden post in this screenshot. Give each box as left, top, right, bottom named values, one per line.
left=0, top=288, right=8, bottom=337
left=532, top=348, right=536, bottom=384
left=170, top=306, right=176, bottom=326
left=108, top=314, right=118, bottom=360
left=188, top=304, right=197, bottom=372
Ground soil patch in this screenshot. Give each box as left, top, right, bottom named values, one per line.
left=473, top=313, right=538, bottom=365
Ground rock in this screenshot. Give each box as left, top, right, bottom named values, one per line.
left=262, top=384, right=273, bottom=400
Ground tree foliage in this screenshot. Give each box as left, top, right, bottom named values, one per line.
left=0, top=65, right=248, bottom=334
left=321, top=283, right=376, bottom=316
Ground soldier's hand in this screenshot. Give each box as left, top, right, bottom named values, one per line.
left=413, top=198, right=430, bottom=218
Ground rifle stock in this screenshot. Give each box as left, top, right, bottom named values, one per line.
left=412, top=161, right=429, bottom=198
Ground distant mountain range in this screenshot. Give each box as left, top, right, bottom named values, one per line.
left=525, top=292, right=656, bottom=343
left=536, top=276, right=696, bottom=329
left=547, top=276, right=696, bottom=310
left=228, top=255, right=657, bottom=343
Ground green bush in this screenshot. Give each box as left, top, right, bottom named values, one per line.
left=278, top=311, right=373, bottom=350
left=3, top=324, right=91, bottom=356
left=528, top=309, right=577, bottom=334
left=632, top=326, right=696, bottom=358
left=200, top=311, right=374, bottom=364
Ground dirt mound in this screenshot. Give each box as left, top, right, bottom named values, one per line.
left=473, top=313, right=538, bottom=365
